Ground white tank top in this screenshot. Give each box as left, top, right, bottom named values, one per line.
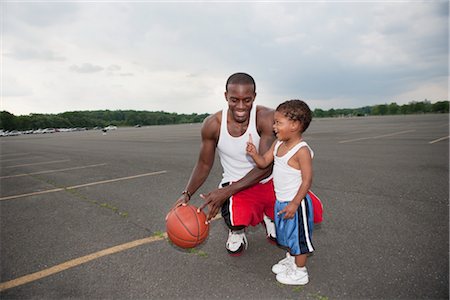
left=273, top=140, right=314, bottom=202
left=217, top=106, right=261, bottom=185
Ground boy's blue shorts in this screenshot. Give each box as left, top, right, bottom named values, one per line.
left=274, top=194, right=315, bottom=256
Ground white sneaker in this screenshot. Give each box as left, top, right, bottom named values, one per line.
left=272, top=252, right=296, bottom=274
left=226, top=229, right=248, bottom=255
left=276, top=266, right=309, bottom=285
left=263, top=215, right=276, bottom=243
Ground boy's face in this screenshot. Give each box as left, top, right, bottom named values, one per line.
left=224, top=83, right=256, bottom=124
left=273, top=111, right=301, bottom=140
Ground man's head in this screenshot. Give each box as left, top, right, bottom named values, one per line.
left=225, top=73, right=256, bottom=93
left=224, top=73, right=256, bottom=124
left=276, top=100, right=312, bottom=133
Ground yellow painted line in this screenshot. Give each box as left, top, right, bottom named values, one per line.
left=0, top=170, right=167, bottom=201
left=339, top=130, right=415, bottom=144
left=0, top=235, right=166, bottom=292
left=0, top=163, right=108, bottom=179
left=0, top=214, right=221, bottom=291
left=429, top=135, right=449, bottom=144
left=4, top=160, right=71, bottom=169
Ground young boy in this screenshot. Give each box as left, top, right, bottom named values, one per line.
left=246, top=99, right=314, bottom=285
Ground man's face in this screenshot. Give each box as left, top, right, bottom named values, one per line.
left=224, top=83, right=256, bottom=123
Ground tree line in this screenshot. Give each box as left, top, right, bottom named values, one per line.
left=0, top=100, right=448, bottom=131
left=313, top=100, right=448, bottom=118
left=0, top=110, right=209, bottom=131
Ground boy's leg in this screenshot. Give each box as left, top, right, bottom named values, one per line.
left=295, top=254, right=308, bottom=267
left=275, top=198, right=313, bottom=285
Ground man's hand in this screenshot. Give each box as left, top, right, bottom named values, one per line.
left=198, top=187, right=231, bottom=222
left=165, top=193, right=190, bottom=220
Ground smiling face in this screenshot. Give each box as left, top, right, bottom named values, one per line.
left=224, top=83, right=256, bottom=124
left=273, top=111, right=300, bottom=141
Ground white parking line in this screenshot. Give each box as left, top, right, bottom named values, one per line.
left=0, top=163, right=107, bottom=179
left=429, top=136, right=449, bottom=144
left=4, top=160, right=71, bottom=169
left=0, top=170, right=167, bottom=201
left=0, top=156, right=40, bottom=163
left=338, top=130, right=415, bottom=144
left=0, top=152, right=30, bottom=158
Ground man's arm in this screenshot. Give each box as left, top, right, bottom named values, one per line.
left=200, top=105, right=275, bottom=220
left=170, top=113, right=220, bottom=210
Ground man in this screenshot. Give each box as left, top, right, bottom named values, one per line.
left=172, top=72, right=276, bottom=255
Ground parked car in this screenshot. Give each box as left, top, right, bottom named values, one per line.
left=103, top=125, right=117, bottom=131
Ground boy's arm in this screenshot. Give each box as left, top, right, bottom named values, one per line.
left=246, top=134, right=276, bottom=169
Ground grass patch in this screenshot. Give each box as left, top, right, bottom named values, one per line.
left=188, top=248, right=208, bottom=258
left=153, top=231, right=165, bottom=239
left=292, top=286, right=304, bottom=292
left=309, top=292, right=328, bottom=300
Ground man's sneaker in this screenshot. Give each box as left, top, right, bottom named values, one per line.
left=263, top=215, right=276, bottom=244
left=226, top=229, right=248, bottom=256
left=272, top=252, right=296, bottom=274
left=276, top=266, right=309, bottom=285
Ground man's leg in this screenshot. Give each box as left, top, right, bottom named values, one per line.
left=221, top=197, right=248, bottom=255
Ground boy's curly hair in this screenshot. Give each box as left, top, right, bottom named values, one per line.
left=276, top=99, right=312, bottom=132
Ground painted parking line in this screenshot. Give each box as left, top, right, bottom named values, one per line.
left=429, top=135, right=449, bottom=144
left=338, top=130, right=415, bottom=144
left=0, top=152, right=30, bottom=158
left=4, top=160, right=71, bottom=169
left=0, top=170, right=167, bottom=201
left=0, top=235, right=165, bottom=291
left=0, top=156, right=40, bottom=163
left=0, top=163, right=107, bottom=179
left=0, top=214, right=221, bottom=292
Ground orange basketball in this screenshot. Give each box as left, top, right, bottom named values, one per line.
left=166, top=205, right=209, bottom=249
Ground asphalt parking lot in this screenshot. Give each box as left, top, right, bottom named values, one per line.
left=0, top=114, right=448, bottom=299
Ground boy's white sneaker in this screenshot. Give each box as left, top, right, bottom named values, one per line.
left=271, top=252, right=296, bottom=274
left=276, top=266, right=309, bottom=285
left=226, top=229, right=248, bottom=255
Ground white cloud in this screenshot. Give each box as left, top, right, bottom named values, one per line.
left=2, top=2, right=448, bottom=116
left=69, top=63, right=104, bottom=73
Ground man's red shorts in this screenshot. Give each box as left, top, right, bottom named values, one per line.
left=221, top=179, right=276, bottom=228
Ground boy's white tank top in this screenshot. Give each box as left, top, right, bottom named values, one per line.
left=273, top=140, right=314, bottom=202
left=217, top=105, right=267, bottom=185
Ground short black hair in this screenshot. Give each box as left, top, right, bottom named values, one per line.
left=276, top=99, right=312, bottom=133
left=226, top=72, right=256, bottom=93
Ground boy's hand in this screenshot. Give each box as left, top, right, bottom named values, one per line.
left=278, top=202, right=300, bottom=219
left=246, top=133, right=257, bottom=156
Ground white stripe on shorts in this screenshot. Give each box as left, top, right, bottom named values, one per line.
left=229, top=195, right=234, bottom=226
left=301, top=200, right=314, bottom=252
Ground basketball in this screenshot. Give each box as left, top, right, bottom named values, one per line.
left=166, top=205, right=209, bottom=249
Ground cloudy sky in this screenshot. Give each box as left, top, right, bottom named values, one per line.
left=2, top=1, right=448, bottom=116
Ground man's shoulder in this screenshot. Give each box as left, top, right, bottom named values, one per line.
left=256, top=105, right=274, bottom=129
left=201, top=110, right=221, bottom=138
left=203, top=110, right=221, bottom=126
left=256, top=105, right=275, bottom=118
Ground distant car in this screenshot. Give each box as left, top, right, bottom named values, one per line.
left=103, top=125, right=117, bottom=131
left=42, top=128, right=56, bottom=134
left=134, top=124, right=141, bottom=128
